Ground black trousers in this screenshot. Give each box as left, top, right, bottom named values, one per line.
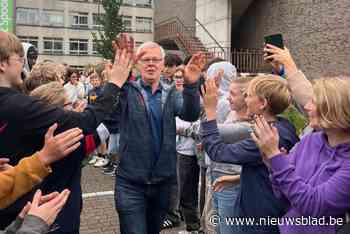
left=178, top=153, right=201, bottom=231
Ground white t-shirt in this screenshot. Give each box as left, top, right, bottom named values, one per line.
left=64, top=82, right=85, bottom=103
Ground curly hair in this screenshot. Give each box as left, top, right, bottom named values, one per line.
left=24, top=61, right=63, bottom=93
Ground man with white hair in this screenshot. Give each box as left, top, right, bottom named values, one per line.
left=112, top=39, right=205, bottom=234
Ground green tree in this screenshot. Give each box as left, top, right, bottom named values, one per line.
left=92, top=0, right=124, bottom=60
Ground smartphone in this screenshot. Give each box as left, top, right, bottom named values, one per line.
left=198, top=74, right=206, bottom=97
left=264, top=34, right=284, bottom=49
left=264, top=34, right=284, bottom=61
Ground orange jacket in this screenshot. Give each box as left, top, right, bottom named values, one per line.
left=0, top=153, right=51, bottom=209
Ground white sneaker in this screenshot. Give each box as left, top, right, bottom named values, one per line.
left=94, top=158, right=110, bottom=167
left=88, top=155, right=98, bottom=165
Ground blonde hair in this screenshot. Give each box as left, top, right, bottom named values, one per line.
left=247, top=75, right=291, bottom=115
left=0, top=32, right=24, bottom=62
left=30, top=82, right=66, bottom=107
left=313, top=76, right=350, bottom=129
left=24, top=61, right=62, bottom=93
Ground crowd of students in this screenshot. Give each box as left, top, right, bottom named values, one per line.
left=0, top=30, right=350, bottom=234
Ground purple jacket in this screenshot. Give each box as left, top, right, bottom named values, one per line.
left=269, top=131, right=350, bottom=234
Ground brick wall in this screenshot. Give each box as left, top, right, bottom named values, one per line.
left=232, top=0, right=350, bottom=79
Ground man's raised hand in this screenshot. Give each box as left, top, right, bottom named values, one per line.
left=184, top=52, right=207, bottom=84
left=107, top=33, right=144, bottom=88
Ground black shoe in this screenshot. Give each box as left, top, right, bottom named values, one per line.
left=162, top=218, right=180, bottom=230
left=102, top=164, right=114, bottom=172
left=103, top=167, right=116, bottom=176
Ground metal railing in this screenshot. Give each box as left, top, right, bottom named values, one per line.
left=231, top=48, right=267, bottom=73
left=207, top=47, right=268, bottom=73
left=155, top=17, right=205, bottom=55
left=155, top=18, right=267, bottom=73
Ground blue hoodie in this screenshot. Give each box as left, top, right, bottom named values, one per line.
left=201, top=117, right=299, bottom=233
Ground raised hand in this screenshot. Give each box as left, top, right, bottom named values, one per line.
left=251, top=115, right=281, bottom=160
left=27, top=189, right=70, bottom=226
left=263, top=44, right=298, bottom=76
left=201, top=78, right=218, bottom=121
left=184, top=53, right=207, bottom=84
left=107, top=33, right=143, bottom=88
left=37, top=123, right=83, bottom=166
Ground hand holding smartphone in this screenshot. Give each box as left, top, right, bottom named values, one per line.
left=264, top=34, right=284, bottom=49
left=264, top=34, right=284, bottom=62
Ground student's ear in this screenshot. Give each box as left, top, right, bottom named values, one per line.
left=0, top=60, right=7, bottom=73
left=260, top=97, right=269, bottom=113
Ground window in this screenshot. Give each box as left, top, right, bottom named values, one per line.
left=69, top=39, right=88, bottom=55
left=122, top=16, right=132, bottom=32
left=70, top=65, right=84, bottom=71
left=92, top=13, right=104, bottom=29
left=135, top=41, right=143, bottom=48
left=41, top=11, right=64, bottom=27
left=92, top=41, right=99, bottom=55
left=43, top=38, right=63, bottom=55
left=18, top=36, right=39, bottom=48
left=136, top=17, right=152, bottom=32
left=17, top=8, right=64, bottom=27
left=135, top=0, right=152, bottom=7
left=122, top=0, right=152, bottom=7
left=16, top=8, right=40, bottom=25
left=71, top=12, right=88, bottom=28
left=122, top=0, right=134, bottom=6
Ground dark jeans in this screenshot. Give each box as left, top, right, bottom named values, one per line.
left=199, top=166, right=207, bottom=216
left=178, top=153, right=201, bottom=231
left=164, top=155, right=181, bottom=225
left=115, top=176, right=172, bottom=234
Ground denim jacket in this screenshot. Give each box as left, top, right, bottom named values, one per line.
left=116, top=79, right=200, bottom=184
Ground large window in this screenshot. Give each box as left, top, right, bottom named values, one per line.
left=92, top=41, right=99, bottom=55
left=92, top=13, right=104, bottom=29
left=43, top=38, right=63, bottom=55
left=71, top=12, right=88, bottom=28
left=136, top=17, right=152, bottom=32
left=41, top=11, right=64, bottom=27
left=17, top=8, right=64, bottom=27
left=122, top=0, right=152, bottom=7
left=69, top=39, right=88, bottom=55
left=16, top=8, right=40, bottom=25
left=135, top=0, right=152, bottom=7
left=122, top=0, right=134, bottom=6
left=18, top=36, right=39, bottom=48
left=122, top=16, right=132, bottom=32
left=135, top=41, right=143, bottom=48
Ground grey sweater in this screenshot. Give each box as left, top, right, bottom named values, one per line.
left=1, top=215, right=49, bottom=234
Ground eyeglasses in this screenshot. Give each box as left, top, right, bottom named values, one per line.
left=139, top=58, right=163, bottom=65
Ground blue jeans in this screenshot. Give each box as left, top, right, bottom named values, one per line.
left=115, top=176, right=172, bottom=234
left=211, top=171, right=240, bottom=234
left=108, top=133, right=120, bottom=154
